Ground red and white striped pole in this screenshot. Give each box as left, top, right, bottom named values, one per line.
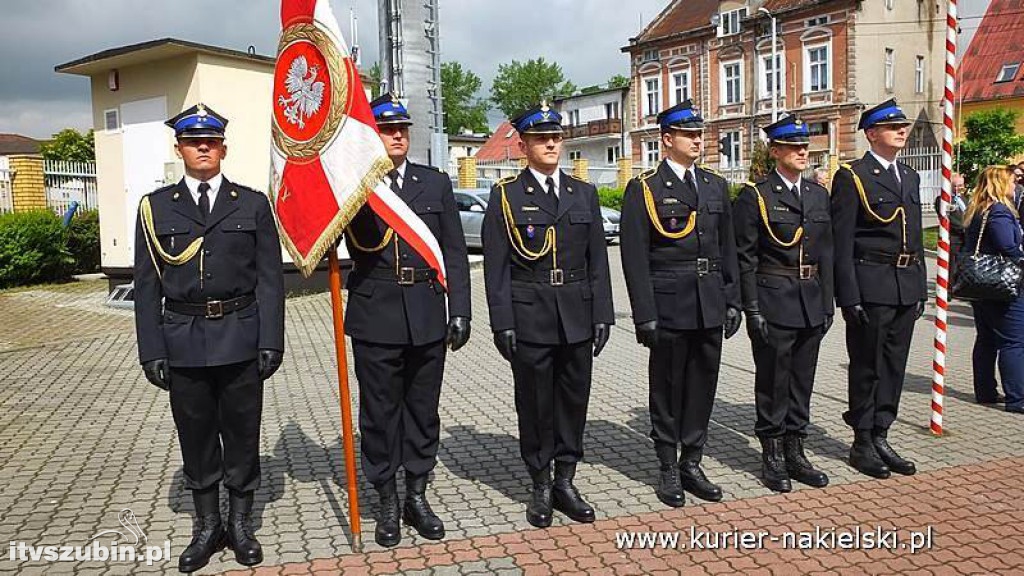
left=932, top=0, right=959, bottom=436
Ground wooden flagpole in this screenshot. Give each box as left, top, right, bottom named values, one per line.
left=328, top=245, right=362, bottom=551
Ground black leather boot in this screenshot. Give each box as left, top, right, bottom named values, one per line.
left=403, top=473, right=445, bottom=540
left=225, top=490, right=263, bottom=567
left=374, top=478, right=402, bottom=547
left=526, top=466, right=553, bottom=528
left=849, top=430, right=891, bottom=479
left=654, top=444, right=684, bottom=508
left=178, top=487, right=225, bottom=573
left=758, top=437, right=792, bottom=493
left=679, top=452, right=723, bottom=502
left=872, top=429, right=916, bottom=476
left=552, top=461, right=595, bottom=523
left=784, top=435, right=829, bottom=487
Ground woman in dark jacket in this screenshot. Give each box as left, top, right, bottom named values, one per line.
left=963, top=165, right=1024, bottom=412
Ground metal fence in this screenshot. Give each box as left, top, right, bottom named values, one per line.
left=899, top=146, right=942, bottom=211
left=0, top=163, right=12, bottom=214
left=44, top=160, right=98, bottom=215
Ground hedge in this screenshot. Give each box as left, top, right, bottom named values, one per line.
left=0, top=210, right=74, bottom=288
left=67, top=209, right=101, bottom=274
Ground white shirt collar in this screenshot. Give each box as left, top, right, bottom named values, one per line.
left=388, top=161, right=408, bottom=184
left=183, top=173, right=223, bottom=212
left=775, top=170, right=802, bottom=192
left=529, top=167, right=560, bottom=195
left=665, top=158, right=697, bottom=185
left=869, top=150, right=899, bottom=172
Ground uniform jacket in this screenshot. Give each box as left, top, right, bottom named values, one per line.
left=133, top=178, right=285, bottom=368
left=343, top=162, right=471, bottom=346
left=733, top=172, right=834, bottom=329
left=482, top=168, right=615, bottom=345
left=620, top=161, right=741, bottom=330
left=830, top=152, right=927, bottom=307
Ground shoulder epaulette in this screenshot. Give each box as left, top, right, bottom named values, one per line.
left=744, top=180, right=759, bottom=189
left=495, top=174, right=517, bottom=187
left=567, top=172, right=590, bottom=184
left=411, top=162, right=444, bottom=173
left=147, top=183, right=176, bottom=198
left=699, top=164, right=723, bottom=177
left=637, top=167, right=658, bottom=182
left=839, top=163, right=854, bottom=172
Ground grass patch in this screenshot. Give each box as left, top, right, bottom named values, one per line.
left=923, top=226, right=938, bottom=251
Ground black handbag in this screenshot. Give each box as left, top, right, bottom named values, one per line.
left=951, top=210, right=1024, bottom=302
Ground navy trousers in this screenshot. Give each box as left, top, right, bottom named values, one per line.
left=972, top=298, right=1024, bottom=410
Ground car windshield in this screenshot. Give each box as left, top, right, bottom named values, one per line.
left=601, top=208, right=621, bottom=223
left=476, top=193, right=489, bottom=206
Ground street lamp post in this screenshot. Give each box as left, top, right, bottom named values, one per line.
left=759, top=7, right=779, bottom=124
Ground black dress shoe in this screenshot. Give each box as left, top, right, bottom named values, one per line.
left=784, top=435, right=829, bottom=488
left=872, top=430, right=916, bottom=476
left=178, top=488, right=225, bottom=574
left=225, top=490, right=263, bottom=567
left=526, top=466, right=552, bottom=528
left=758, top=437, right=791, bottom=493
left=374, top=478, right=402, bottom=547
left=977, top=394, right=1006, bottom=404
left=403, top=473, right=445, bottom=540
left=1005, top=404, right=1024, bottom=414
left=655, top=464, right=685, bottom=508
left=849, top=430, right=890, bottom=479
left=552, top=462, right=595, bottom=523
left=678, top=460, right=723, bottom=502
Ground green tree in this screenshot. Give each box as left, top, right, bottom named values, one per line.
left=958, top=109, right=1024, bottom=183
left=748, top=140, right=775, bottom=181
left=40, top=129, right=94, bottom=162
left=365, top=62, right=383, bottom=99
left=490, top=57, right=577, bottom=118
left=441, top=61, right=489, bottom=135
left=607, top=74, right=630, bottom=89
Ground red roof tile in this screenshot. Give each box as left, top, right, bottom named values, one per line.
left=474, top=122, right=524, bottom=162
left=0, top=134, right=41, bottom=156
left=961, top=0, right=1024, bottom=103
left=636, top=0, right=828, bottom=43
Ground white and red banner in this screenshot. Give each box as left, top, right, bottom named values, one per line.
left=270, top=0, right=446, bottom=287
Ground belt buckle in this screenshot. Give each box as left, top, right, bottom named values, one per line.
left=205, top=300, right=224, bottom=319
left=398, top=267, right=416, bottom=286
left=550, top=268, right=564, bottom=286
left=696, top=258, right=710, bottom=276
left=800, top=265, right=814, bottom=280
left=896, top=253, right=912, bottom=268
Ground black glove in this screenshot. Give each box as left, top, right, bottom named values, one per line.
left=635, top=320, right=659, bottom=348
left=915, top=300, right=926, bottom=319
left=258, top=349, right=283, bottom=380
left=822, top=314, right=834, bottom=335
left=142, top=358, right=170, bottom=391
left=494, top=329, right=517, bottom=362
left=745, top=311, right=769, bottom=344
left=841, top=305, right=870, bottom=327
left=446, top=316, right=471, bottom=351
left=593, top=323, right=610, bottom=357
left=724, top=306, right=742, bottom=339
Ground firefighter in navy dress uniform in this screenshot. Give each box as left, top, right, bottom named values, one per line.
left=831, top=99, right=926, bottom=479
left=133, top=104, right=285, bottom=572
left=482, top=103, right=614, bottom=528
left=343, top=94, right=471, bottom=547
left=733, top=115, right=833, bottom=493
left=619, top=100, right=742, bottom=508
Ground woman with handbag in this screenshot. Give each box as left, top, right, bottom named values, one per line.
left=959, top=165, right=1024, bottom=412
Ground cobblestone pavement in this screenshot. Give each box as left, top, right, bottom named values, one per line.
left=0, top=247, right=1021, bottom=575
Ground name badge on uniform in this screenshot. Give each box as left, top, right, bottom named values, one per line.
left=522, top=205, right=540, bottom=212
left=662, top=198, right=680, bottom=204
left=526, top=224, right=536, bottom=239
left=772, top=206, right=790, bottom=212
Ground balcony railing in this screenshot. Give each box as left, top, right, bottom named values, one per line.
left=566, top=118, right=622, bottom=139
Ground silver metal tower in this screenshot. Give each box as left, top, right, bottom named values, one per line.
left=378, top=0, right=447, bottom=168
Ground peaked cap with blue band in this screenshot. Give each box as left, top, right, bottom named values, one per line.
left=858, top=98, right=911, bottom=130
left=165, top=103, right=227, bottom=139
left=657, top=99, right=704, bottom=131
left=510, top=103, right=564, bottom=135
left=370, top=93, right=413, bottom=126
left=763, top=114, right=810, bottom=145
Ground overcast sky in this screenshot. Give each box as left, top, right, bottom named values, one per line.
left=0, top=0, right=992, bottom=139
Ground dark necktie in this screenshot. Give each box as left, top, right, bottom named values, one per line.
left=684, top=170, right=697, bottom=195
left=389, top=170, right=402, bottom=195
left=197, top=182, right=210, bottom=221
left=546, top=176, right=558, bottom=207
left=792, top=185, right=801, bottom=200
left=889, top=164, right=901, bottom=186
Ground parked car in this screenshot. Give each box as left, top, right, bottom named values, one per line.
left=454, top=189, right=490, bottom=249
left=601, top=206, right=621, bottom=244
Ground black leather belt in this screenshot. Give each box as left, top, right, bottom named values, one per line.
left=650, top=257, right=722, bottom=275
left=758, top=264, right=819, bottom=279
left=511, top=267, right=587, bottom=286
left=165, top=294, right=255, bottom=319
left=857, top=250, right=919, bottom=268
left=360, top=266, right=436, bottom=286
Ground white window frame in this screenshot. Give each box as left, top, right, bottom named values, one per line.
left=720, top=130, right=742, bottom=168
left=606, top=145, right=621, bottom=164
left=915, top=55, right=925, bottom=93
left=644, top=140, right=660, bottom=167
left=997, top=63, right=1020, bottom=83
left=759, top=53, right=785, bottom=100
left=567, top=109, right=580, bottom=126
left=604, top=101, right=620, bottom=119
left=643, top=75, right=661, bottom=117
left=804, top=43, right=831, bottom=93
left=718, top=8, right=748, bottom=37
left=104, top=108, right=120, bottom=132
left=721, top=60, right=744, bottom=105
left=568, top=150, right=582, bottom=161
left=806, top=16, right=829, bottom=28
left=885, top=48, right=895, bottom=92
left=671, top=69, right=691, bottom=105
left=643, top=49, right=660, bottom=63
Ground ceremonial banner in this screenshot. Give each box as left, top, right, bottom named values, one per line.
left=271, top=0, right=446, bottom=287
